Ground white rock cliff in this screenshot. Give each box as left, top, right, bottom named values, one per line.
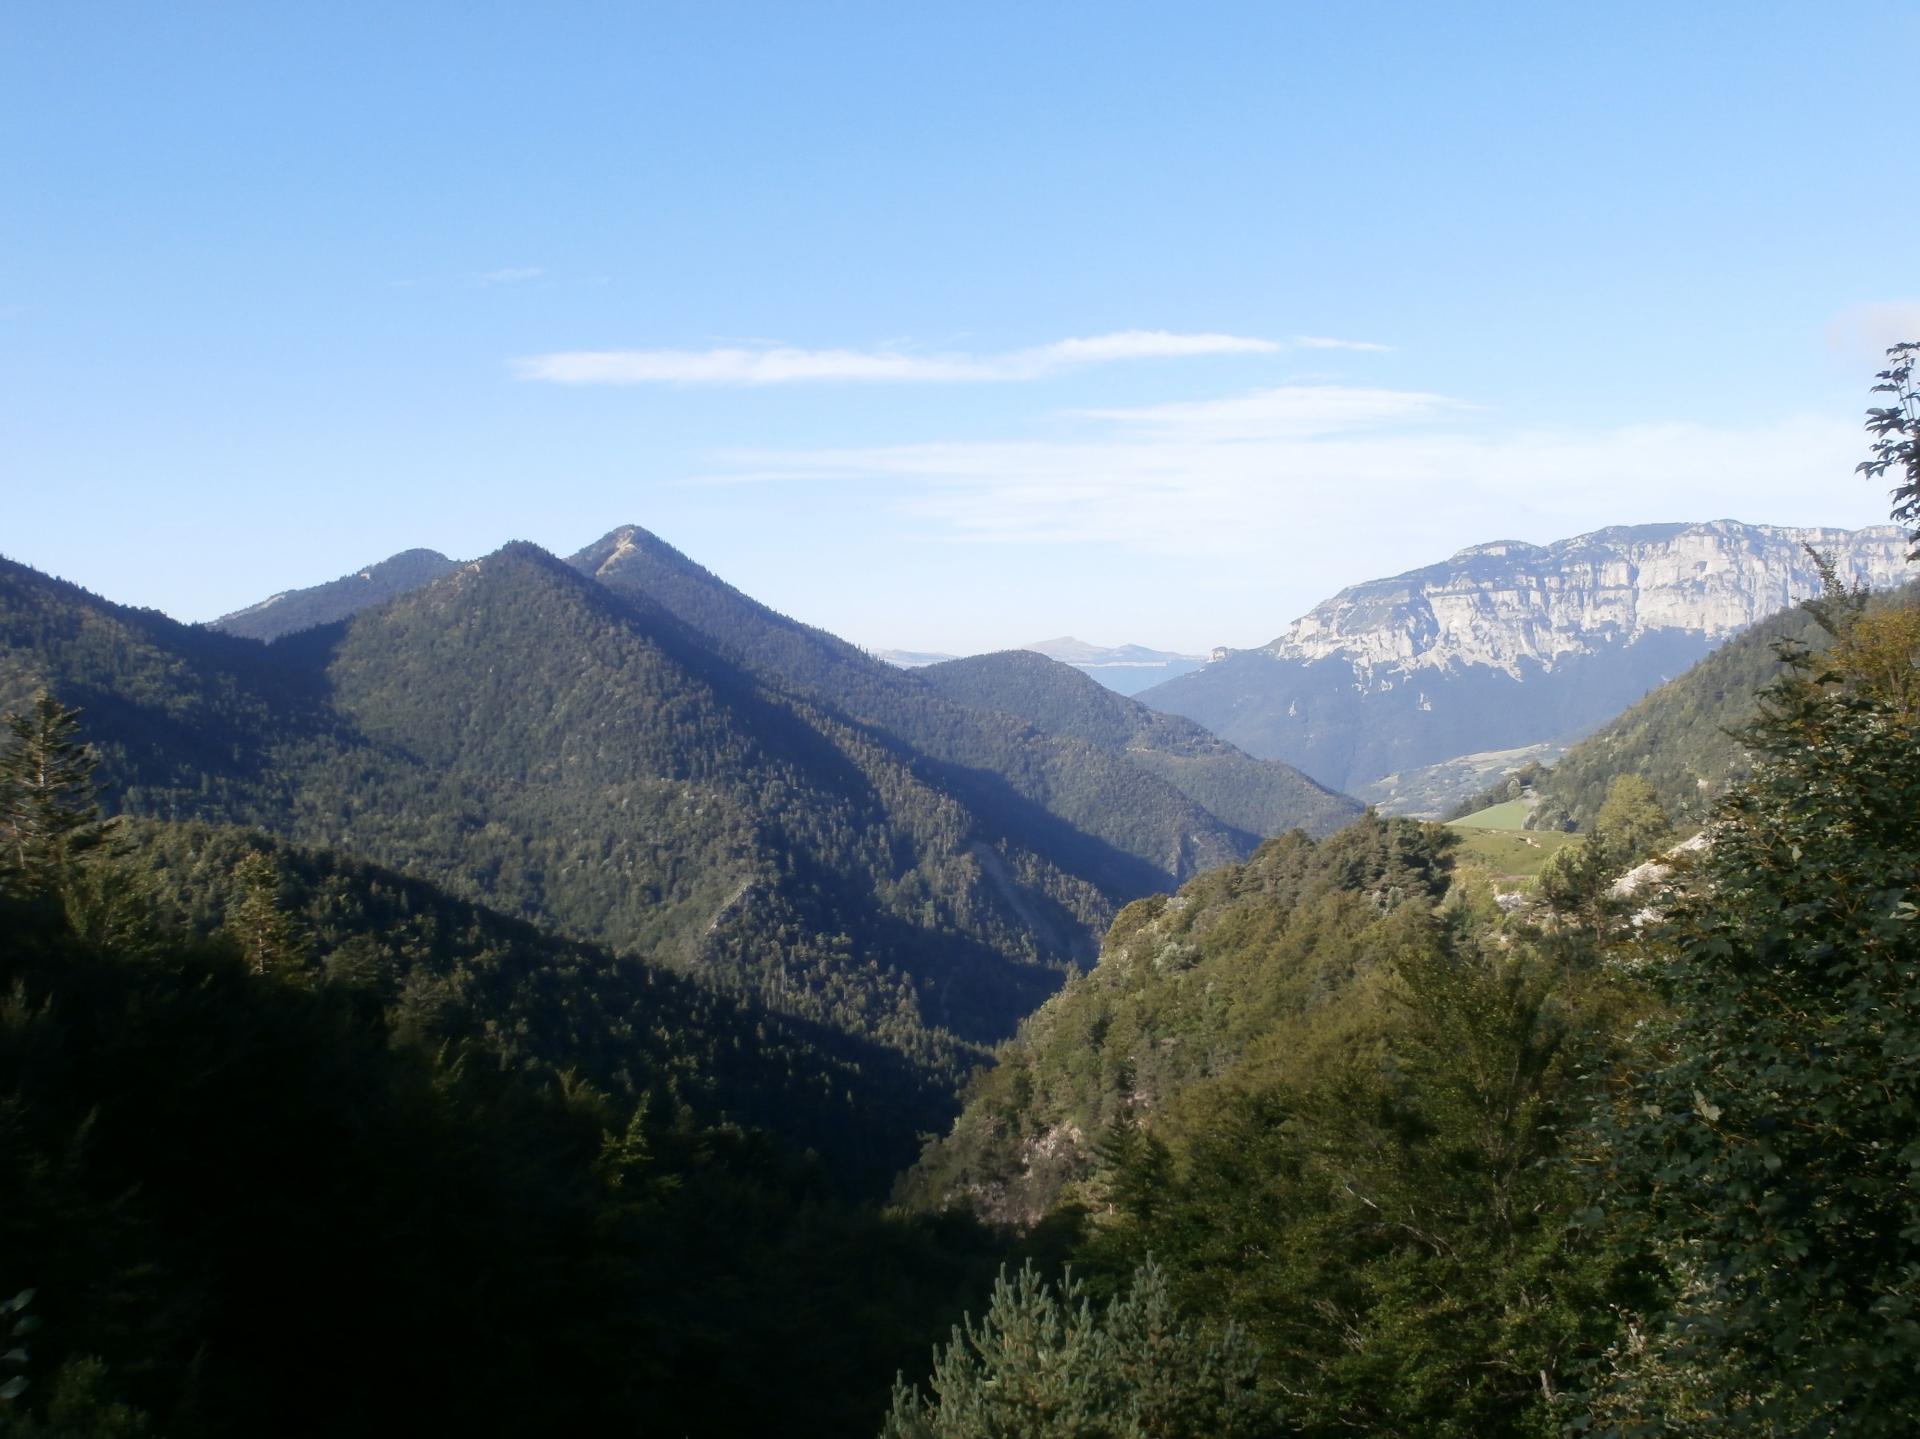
left=1254, top=521, right=1911, bottom=684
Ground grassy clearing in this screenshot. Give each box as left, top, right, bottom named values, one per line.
left=1450, top=826, right=1580, bottom=879
left=1448, top=798, right=1533, bottom=830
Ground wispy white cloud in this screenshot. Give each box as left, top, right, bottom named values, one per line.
left=480, top=266, right=546, bottom=285
left=1024, top=332, right=1279, bottom=365
left=514, top=329, right=1363, bottom=386
left=698, top=383, right=1875, bottom=565
left=1294, top=335, right=1393, bottom=352
left=522, top=346, right=988, bottom=384
left=1072, top=384, right=1458, bottom=439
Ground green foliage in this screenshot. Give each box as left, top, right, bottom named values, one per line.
left=0, top=833, right=1020, bottom=1437
left=1591, top=774, right=1675, bottom=859
left=1537, top=775, right=1677, bottom=921
left=903, top=792, right=1664, bottom=1435
left=1828, top=600, right=1920, bottom=721
left=0, top=700, right=1024, bottom=1432
left=0, top=1358, right=151, bottom=1439
left=0, top=692, right=118, bottom=898
left=111, top=816, right=941, bottom=1190
left=1581, top=625, right=1920, bottom=1436
left=1075, top=924, right=1641, bottom=1436
left=1859, top=339, right=1920, bottom=555
left=221, top=849, right=310, bottom=980
left=880, top=1260, right=1268, bottom=1439
left=1529, top=586, right=1920, bottom=834
left=899, top=815, right=1459, bottom=1223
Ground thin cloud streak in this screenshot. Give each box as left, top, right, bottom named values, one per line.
left=1072, top=384, right=1461, bottom=439
left=513, top=329, right=1377, bottom=385
left=700, top=384, right=1874, bottom=565
left=1294, top=335, right=1393, bottom=352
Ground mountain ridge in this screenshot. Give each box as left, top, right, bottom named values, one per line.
left=1252, top=519, right=1906, bottom=677
left=1142, top=519, right=1912, bottom=793
left=567, top=523, right=1298, bottom=890
left=213, top=547, right=458, bottom=640
left=916, top=649, right=1359, bottom=841
left=2, top=542, right=1127, bottom=1099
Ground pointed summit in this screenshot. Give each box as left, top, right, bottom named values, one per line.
left=569, top=524, right=707, bottom=583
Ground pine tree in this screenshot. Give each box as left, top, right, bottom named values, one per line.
left=0, top=692, right=116, bottom=900
left=880, top=1259, right=1268, bottom=1438
left=223, top=850, right=310, bottom=981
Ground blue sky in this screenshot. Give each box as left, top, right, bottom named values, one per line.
left=5, top=1, right=1917, bottom=653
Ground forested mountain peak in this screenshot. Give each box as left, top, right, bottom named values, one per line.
left=212, top=546, right=458, bottom=641
left=568, top=521, right=877, bottom=676
left=918, top=649, right=1360, bottom=840
left=566, top=525, right=1337, bottom=888
left=573, top=522, right=714, bottom=584
left=926, top=649, right=1162, bottom=749
left=2, top=546, right=1113, bottom=1097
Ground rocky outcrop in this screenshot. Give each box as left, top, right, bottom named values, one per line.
left=1265, top=522, right=1908, bottom=681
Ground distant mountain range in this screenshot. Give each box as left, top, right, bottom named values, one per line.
left=1019, top=638, right=1206, bottom=695
left=4, top=525, right=1348, bottom=1122
left=877, top=637, right=1205, bottom=695
left=565, top=526, right=1343, bottom=879
left=1140, top=520, right=1913, bottom=796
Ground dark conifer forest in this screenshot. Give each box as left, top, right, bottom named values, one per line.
left=3, top=352, right=1918, bottom=1436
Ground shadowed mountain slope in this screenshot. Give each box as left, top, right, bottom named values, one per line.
left=212, top=548, right=459, bottom=640
left=568, top=524, right=1263, bottom=889
left=916, top=649, right=1360, bottom=840
left=198, top=525, right=1275, bottom=895
left=2, top=547, right=1139, bottom=1102
left=118, top=817, right=934, bottom=1190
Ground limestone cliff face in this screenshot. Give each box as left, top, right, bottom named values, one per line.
left=1143, top=520, right=1914, bottom=795
left=1259, top=521, right=1910, bottom=683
